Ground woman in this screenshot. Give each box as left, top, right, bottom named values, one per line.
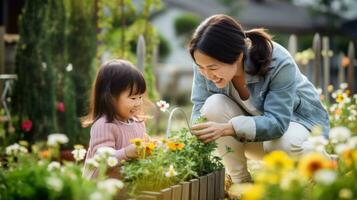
left=189, top=14, right=329, bottom=183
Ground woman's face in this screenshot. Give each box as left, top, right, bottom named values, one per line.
left=193, top=50, right=243, bottom=88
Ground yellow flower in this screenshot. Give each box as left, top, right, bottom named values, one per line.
left=334, top=108, right=342, bottom=117
left=39, top=150, right=51, bottom=159
left=242, top=184, right=265, bottom=200
left=341, top=56, right=350, bottom=68
left=167, top=141, right=185, bottom=151
left=342, top=149, right=357, bottom=167
left=74, top=144, right=84, bottom=149
left=145, top=142, right=156, bottom=155
left=327, top=85, right=334, bottom=93
left=263, top=151, right=294, bottom=172
left=19, top=140, right=29, bottom=147
left=254, top=171, right=280, bottom=185
left=298, top=153, right=329, bottom=178
left=336, top=93, right=344, bottom=103
left=130, top=138, right=144, bottom=148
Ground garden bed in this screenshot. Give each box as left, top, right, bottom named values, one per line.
left=137, top=168, right=225, bottom=200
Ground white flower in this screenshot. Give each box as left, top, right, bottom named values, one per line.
left=165, top=164, right=178, bottom=177
left=339, top=82, right=348, bottom=90
left=95, top=146, right=116, bottom=162
left=48, top=161, right=61, bottom=171
left=280, top=171, right=306, bottom=190
left=90, top=192, right=104, bottom=200
left=339, top=188, right=353, bottom=199
left=348, top=116, right=356, bottom=121
left=66, top=63, right=73, bottom=72
left=38, top=160, right=46, bottom=166
left=47, top=133, right=69, bottom=146
left=353, top=94, right=357, bottom=100
left=316, top=88, right=322, bottom=95
left=308, top=136, right=328, bottom=151
left=156, top=100, right=170, bottom=112
left=347, top=136, right=357, bottom=149
left=5, top=143, right=28, bottom=156
left=329, top=127, right=351, bottom=144
left=107, top=156, right=118, bottom=167
left=85, top=158, right=99, bottom=168
left=72, top=148, right=87, bottom=162
left=310, top=125, right=323, bottom=136
left=42, top=62, right=47, bottom=70
left=335, top=143, right=351, bottom=155
left=313, top=169, right=336, bottom=185
left=97, top=179, right=124, bottom=195
left=46, top=176, right=63, bottom=192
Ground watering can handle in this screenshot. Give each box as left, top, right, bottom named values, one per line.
left=165, top=107, right=192, bottom=138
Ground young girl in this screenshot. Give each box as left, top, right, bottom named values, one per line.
left=82, top=59, right=147, bottom=179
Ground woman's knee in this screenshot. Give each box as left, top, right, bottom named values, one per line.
left=201, top=94, right=244, bottom=123
left=264, top=122, right=310, bottom=156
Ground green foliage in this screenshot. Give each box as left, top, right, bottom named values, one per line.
left=158, top=34, right=171, bottom=61
left=121, top=124, right=224, bottom=196
left=0, top=141, right=117, bottom=200
left=174, top=13, right=201, bottom=37
left=13, top=0, right=58, bottom=140
left=65, top=0, right=97, bottom=117
left=98, top=0, right=162, bottom=100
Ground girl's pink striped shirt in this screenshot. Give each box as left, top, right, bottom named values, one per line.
left=83, top=116, right=146, bottom=178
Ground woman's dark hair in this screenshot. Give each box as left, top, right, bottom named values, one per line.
left=81, top=59, right=146, bottom=127
left=188, top=14, right=273, bottom=76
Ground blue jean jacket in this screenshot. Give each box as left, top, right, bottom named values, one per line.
left=191, top=42, right=330, bottom=142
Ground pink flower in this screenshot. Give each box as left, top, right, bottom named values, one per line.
left=156, top=100, right=170, bottom=112
left=56, top=102, right=65, bottom=113
left=21, top=120, right=32, bottom=132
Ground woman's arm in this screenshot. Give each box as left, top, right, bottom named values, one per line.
left=191, top=64, right=211, bottom=122
left=230, top=60, right=297, bottom=142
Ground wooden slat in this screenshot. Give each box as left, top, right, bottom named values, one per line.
left=337, top=52, right=346, bottom=85
left=348, top=41, right=355, bottom=93
left=219, top=168, right=225, bottom=199
left=207, top=173, right=215, bottom=200
left=161, top=188, right=172, bottom=200
left=137, top=195, right=158, bottom=200
left=181, top=181, right=190, bottom=200
left=199, top=175, right=207, bottom=200
left=141, top=191, right=162, bottom=200
left=312, top=33, right=322, bottom=88
left=171, top=185, right=182, bottom=200
left=190, top=179, right=199, bottom=200
left=214, top=171, right=220, bottom=200
left=322, top=36, right=331, bottom=99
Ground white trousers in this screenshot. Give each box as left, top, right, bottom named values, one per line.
left=200, top=94, right=313, bottom=183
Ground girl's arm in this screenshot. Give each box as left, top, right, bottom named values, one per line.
left=88, top=122, right=128, bottom=161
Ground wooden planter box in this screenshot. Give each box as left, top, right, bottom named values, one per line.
left=135, top=168, right=225, bottom=200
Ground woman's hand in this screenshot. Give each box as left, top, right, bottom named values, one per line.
left=191, top=122, right=235, bottom=143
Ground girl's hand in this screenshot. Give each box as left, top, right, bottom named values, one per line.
left=124, top=144, right=138, bottom=158
left=143, top=133, right=151, bottom=142
left=191, top=122, right=235, bottom=143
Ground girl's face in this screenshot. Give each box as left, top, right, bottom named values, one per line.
left=193, top=50, right=244, bottom=88
left=114, top=87, right=144, bottom=122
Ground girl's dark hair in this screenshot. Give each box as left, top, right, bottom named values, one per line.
left=188, top=14, right=273, bottom=76
left=81, top=59, right=146, bottom=127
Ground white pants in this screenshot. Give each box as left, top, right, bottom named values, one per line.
left=200, top=94, right=313, bottom=183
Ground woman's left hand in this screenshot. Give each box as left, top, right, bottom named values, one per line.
left=191, top=122, right=235, bottom=143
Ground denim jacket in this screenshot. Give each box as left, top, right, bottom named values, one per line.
left=191, top=42, right=330, bottom=142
